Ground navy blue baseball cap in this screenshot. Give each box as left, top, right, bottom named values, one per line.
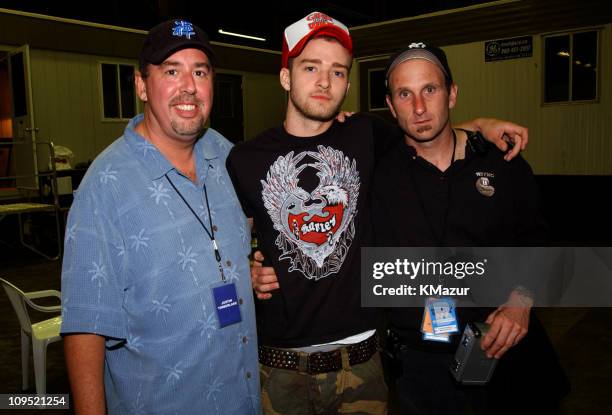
left=140, top=19, right=217, bottom=69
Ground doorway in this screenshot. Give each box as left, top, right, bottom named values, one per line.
left=210, top=73, right=244, bottom=143
left=0, top=51, right=14, bottom=189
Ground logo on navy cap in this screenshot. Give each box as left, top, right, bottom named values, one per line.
left=172, top=20, right=196, bottom=39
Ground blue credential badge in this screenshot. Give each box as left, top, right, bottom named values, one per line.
left=212, top=283, right=242, bottom=328
left=421, top=298, right=453, bottom=342
left=429, top=298, right=459, bottom=335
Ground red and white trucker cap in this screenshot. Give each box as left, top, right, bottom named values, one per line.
left=281, top=11, right=353, bottom=68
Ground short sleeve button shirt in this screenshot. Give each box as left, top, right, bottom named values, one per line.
left=61, top=115, right=261, bottom=414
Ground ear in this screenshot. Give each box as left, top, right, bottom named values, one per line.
left=280, top=68, right=291, bottom=92
left=448, top=83, right=458, bottom=109
left=385, top=95, right=398, bottom=119
left=135, top=71, right=147, bottom=102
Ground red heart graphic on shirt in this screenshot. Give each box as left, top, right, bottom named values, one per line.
left=287, top=204, right=344, bottom=246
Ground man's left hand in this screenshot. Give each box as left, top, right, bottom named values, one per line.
left=480, top=305, right=530, bottom=359
left=475, top=118, right=529, bottom=161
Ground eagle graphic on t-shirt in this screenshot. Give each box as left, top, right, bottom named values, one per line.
left=261, top=145, right=360, bottom=280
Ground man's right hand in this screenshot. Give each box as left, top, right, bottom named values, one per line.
left=251, top=250, right=279, bottom=300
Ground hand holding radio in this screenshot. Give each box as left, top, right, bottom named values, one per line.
left=481, top=304, right=530, bottom=359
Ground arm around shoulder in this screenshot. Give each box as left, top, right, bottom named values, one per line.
left=455, top=118, right=529, bottom=161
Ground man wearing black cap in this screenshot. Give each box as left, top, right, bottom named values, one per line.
left=227, top=12, right=531, bottom=415
left=373, top=42, right=568, bottom=414
left=61, top=20, right=260, bottom=414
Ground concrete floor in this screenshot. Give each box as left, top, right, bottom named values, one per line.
left=1, top=234, right=611, bottom=414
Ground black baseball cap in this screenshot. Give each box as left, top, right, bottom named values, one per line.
left=139, top=19, right=217, bottom=70
left=385, top=42, right=453, bottom=88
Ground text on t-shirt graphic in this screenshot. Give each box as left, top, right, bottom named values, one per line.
left=261, top=145, right=360, bottom=280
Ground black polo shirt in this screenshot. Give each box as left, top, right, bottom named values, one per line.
left=372, top=138, right=547, bottom=350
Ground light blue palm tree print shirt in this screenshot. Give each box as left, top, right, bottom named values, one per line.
left=61, top=115, right=261, bottom=414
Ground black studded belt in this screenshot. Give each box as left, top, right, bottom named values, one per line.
left=258, top=334, right=379, bottom=374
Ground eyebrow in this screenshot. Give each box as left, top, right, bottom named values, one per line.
left=160, top=60, right=211, bottom=71
left=297, top=58, right=349, bottom=71
left=194, top=62, right=212, bottom=71
left=392, top=86, right=411, bottom=95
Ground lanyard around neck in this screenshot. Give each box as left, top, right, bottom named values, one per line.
left=165, top=173, right=226, bottom=281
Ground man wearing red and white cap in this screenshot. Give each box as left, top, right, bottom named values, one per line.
left=228, top=13, right=389, bottom=413
left=227, top=12, right=529, bottom=414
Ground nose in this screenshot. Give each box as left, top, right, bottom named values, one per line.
left=180, top=71, right=197, bottom=94
left=413, top=93, right=426, bottom=116
left=317, top=71, right=331, bottom=90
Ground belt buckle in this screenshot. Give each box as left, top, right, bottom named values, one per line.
left=309, top=349, right=338, bottom=374
left=306, top=350, right=325, bottom=374
left=292, top=336, right=379, bottom=375
left=298, top=351, right=309, bottom=374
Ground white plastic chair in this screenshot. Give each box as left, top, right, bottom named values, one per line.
left=0, top=277, right=62, bottom=395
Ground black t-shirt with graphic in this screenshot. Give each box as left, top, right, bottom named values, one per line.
left=227, top=113, right=399, bottom=348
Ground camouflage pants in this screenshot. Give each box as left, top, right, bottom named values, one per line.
left=260, top=350, right=388, bottom=415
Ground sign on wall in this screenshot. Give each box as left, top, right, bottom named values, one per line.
left=485, top=36, right=532, bottom=62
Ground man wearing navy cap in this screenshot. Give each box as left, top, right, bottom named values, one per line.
left=61, top=20, right=260, bottom=414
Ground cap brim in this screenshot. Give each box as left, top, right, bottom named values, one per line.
left=147, top=42, right=217, bottom=67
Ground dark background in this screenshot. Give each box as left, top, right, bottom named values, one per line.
left=0, top=1, right=497, bottom=50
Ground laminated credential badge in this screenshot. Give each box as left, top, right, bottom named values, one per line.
left=429, top=297, right=459, bottom=335
left=212, top=283, right=242, bottom=328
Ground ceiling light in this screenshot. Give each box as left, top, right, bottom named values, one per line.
left=556, top=51, right=570, bottom=57
left=218, top=29, right=266, bottom=42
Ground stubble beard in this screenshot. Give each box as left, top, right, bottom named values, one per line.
left=290, top=89, right=343, bottom=122
left=170, top=116, right=205, bottom=137
left=405, top=114, right=450, bottom=144
left=169, top=94, right=207, bottom=137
